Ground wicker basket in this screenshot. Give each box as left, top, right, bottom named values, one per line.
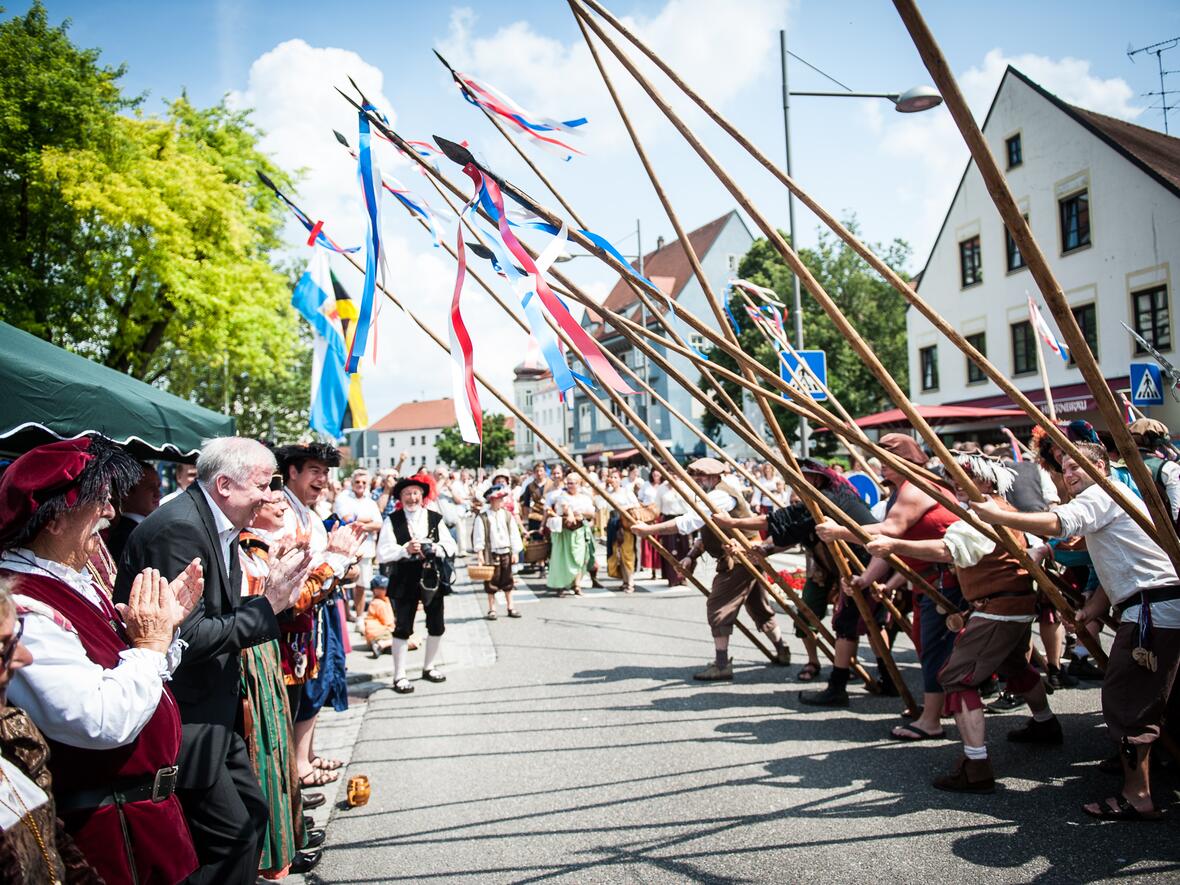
left=628, top=504, right=660, bottom=524
left=467, top=564, right=496, bottom=582
left=523, top=539, right=551, bottom=563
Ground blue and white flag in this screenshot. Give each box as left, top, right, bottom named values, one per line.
left=292, top=248, right=349, bottom=438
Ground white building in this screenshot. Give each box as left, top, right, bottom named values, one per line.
left=512, top=341, right=572, bottom=469
left=908, top=66, right=1180, bottom=435
left=368, top=398, right=456, bottom=472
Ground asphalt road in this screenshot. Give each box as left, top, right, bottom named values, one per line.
left=311, top=564, right=1180, bottom=884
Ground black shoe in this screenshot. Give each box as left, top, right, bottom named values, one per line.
left=289, top=849, right=322, bottom=874
left=985, top=691, right=1026, bottom=714
left=422, top=668, right=447, bottom=683
left=303, top=828, right=327, bottom=850
left=302, top=791, right=325, bottom=811
left=1047, top=668, right=1078, bottom=690
left=799, top=684, right=850, bottom=707
left=1067, top=656, right=1105, bottom=681
left=303, top=815, right=314, bottom=831
left=1008, top=715, right=1064, bottom=744
left=875, top=678, right=901, bottom=697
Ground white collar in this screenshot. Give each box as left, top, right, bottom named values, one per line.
left=197, top=481, right=239, bottom=538
left=1, top=547, right=97, bottom=597
left=284, top=487, right=311, bottom=529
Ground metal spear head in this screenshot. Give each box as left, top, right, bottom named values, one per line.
left=433, top=136, right=477, bottom=168
left=1123, top=321, right=1180, bottom=401
left=432, top=49, right=459, bottom=76
left=333, top=130, right=351, bottom=148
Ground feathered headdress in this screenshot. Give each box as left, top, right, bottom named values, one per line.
left=953, top=451, right=1017, bottom=497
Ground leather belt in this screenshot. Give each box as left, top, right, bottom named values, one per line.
left=1114, top=585, right=1180, bottom=619
left=56, top=765, right=179, bottom=813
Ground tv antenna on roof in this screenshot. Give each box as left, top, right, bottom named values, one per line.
left=1128, top=37, right=1180, bottom=134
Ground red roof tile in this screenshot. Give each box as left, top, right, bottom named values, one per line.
left=370, top=398, right=456, bottom=432
left=601, top=212, right=735, bottom=314
left=1068, top=106, right=1180, bottom=195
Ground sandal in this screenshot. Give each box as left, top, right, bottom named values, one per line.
left=311, top=756, right=342, bottom=771
left=507, top=609, right=522, bottom=618
left=422, top=668, right=447, bottom=683
left=1083, top=794, right=1164, bottom=821
left=393, top=678, right=415, bottom=694
left=486, top=610, right=498, bottom=620
left=797, top=662, right=822, bottom=682
left=298, top=768, right=339, bottom=788
left=890, top=723, right=946, bottom=741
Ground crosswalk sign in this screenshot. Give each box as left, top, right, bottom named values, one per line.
left=779, top=349, right=828, bottom=401
left=1130, top=362, right=1165, bottom=406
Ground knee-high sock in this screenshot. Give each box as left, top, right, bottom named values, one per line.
left=392, top=637, right=409, bottom=681
left=424, top=635, right=442, bottom=671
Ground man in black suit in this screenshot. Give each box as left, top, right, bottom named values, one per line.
left=117, top=437, right=310, bottom=885
left=106, top=460, right=161, bottom=562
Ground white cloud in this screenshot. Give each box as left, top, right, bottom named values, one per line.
left=871, top=49, right=1145, bottom=262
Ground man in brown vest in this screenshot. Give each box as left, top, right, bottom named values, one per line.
left=866, top=452, right=1059, bottom=794
left=632, top=458, right=791, bottom=681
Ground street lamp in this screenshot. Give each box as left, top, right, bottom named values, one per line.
left=780, top=31, right=943, bottom=457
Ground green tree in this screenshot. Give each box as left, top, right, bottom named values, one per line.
left=700, top=220, right=911, bottom=456
left=435, top=413, right=515, bottom=470
left=0, top=4, right=311, bottom=439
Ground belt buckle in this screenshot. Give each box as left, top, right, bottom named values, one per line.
left=152, top=765, right=179, bottom=803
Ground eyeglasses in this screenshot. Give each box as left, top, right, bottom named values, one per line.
left=269, top=474, right=284, bottom=492
left=0, top=615, right=25, bottom=670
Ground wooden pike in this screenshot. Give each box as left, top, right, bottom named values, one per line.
left=891, top=0, right=1180, bottom=571
left=572, top=6, right=914, bottom=712
left=566, top=0, right=1108, bottom=666
left=572, top=0, right=1172, bottom=563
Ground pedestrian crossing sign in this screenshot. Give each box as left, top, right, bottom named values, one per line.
left=1130, top=362, right=1165, bottom=406
left=779, top=349, right=828, bottom=401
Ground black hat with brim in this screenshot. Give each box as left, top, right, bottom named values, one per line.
left=392, top=477, right=431, bottom=500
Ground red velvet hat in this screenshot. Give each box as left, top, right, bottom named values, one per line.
left=0, top=436, right=139, bottom=548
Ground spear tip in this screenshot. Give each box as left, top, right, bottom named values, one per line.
left=432, top=48, right=457, bottom=73
left=333, top=129, right=350, bottom=148
left=433, top=135, right=476, bottom=167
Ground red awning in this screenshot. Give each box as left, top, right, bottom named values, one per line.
left=582, top=448, right=640, bottom=464
left=837, top=404, right=1028, bottom=432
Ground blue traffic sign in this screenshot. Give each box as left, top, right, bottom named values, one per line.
left=845, top=471, right=880, bottom=508
left=1130, top=362, right=1165, bottom=406
left=779, top=349, right=828, bottom=401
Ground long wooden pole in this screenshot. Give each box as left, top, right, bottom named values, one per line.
left=574, top=0, right=1171, bottom=563
left=565, top=0, right=1106, bottom=665
left=571, top=6, right=913, bottom=711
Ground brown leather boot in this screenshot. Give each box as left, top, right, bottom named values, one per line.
left=933, top=756, right=995, bottom=793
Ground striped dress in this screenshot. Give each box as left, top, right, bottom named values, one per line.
left=239, top=532, right=304, bottom=874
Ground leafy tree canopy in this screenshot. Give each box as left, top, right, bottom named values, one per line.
left=0, top=2, right=311, bottom=440
left=700, top=220, right=911, bottom=457
left=435, top=413, right=516, bottom=470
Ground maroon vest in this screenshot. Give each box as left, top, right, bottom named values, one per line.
left=5, top=569, right=197, bottom=885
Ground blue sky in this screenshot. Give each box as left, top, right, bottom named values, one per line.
left=11, top=1, right=1180, bottom=417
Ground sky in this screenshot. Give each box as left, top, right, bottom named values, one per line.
left=13, top=0, right=1180, bottom=424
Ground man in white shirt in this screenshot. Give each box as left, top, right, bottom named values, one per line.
left=377, top=476, right=458, bottom=693
left=334, top=469, right=383, bottom=622
left=159, top=462, right=198, bottom=506
left=972, top=440, right=1180, bottom=821
left=450, top=468, right=474, bottom=556
left=472, top=485, right=524, bottom=619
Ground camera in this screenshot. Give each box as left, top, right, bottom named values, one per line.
left=419, top=541, right=435, bottom=559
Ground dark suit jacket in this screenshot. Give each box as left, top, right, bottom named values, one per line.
left=115, top=484, right=279, bottom=790
left=105, top=514, right=138, bottom=564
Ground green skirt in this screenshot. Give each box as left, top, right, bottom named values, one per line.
left=241, top=640, right=301, bottom=871
left=547, top=523, right=594, bottom=588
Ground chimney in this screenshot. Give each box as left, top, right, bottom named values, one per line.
left=656, top=235, right=665, bottom=250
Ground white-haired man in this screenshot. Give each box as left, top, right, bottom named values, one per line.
left=118, top=436, right=312, bottom=884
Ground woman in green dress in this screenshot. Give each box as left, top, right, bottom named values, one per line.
left=546, top=474, right=596, bottom=596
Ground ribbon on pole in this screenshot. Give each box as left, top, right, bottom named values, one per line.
left=445, top=175, right=485, bottom=444
left=450, top=69, right=587, bottom=161
left=348, top=102, right=387, bottom=374
left=1028, top=294, right=1071, bottom=363
left=1000, top=426, right=1024, bottom=463
left=256, top=170, right=359, bottom=254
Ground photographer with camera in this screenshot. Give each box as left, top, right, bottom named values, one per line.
left=376, top=476, right=457, bottom=694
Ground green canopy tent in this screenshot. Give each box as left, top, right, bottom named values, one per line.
left=0, top=322, right=234, bottom=461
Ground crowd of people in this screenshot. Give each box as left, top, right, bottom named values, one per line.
left=0, top=413, right=1177, bottom=883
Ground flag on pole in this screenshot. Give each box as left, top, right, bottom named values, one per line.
left=1027, top=296, right=1071, bottom=363
left=329, top=271, right=369, bottom=429
left=291, top=249, right=349, bottom=438
left=1000, top=426, right=1024, bottom=463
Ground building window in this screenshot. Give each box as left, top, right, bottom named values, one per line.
left=965, top=331, right=987, bottom=384
left=959, top=236, right=982, bottom=288
left=919, top=345, right=939, bottom=391
left=1005, top=214, right=1028, bottom=272
left=1012, top=321, right=1037, bottom=375
left=578, top=403, right=592, bottom=437
left=690, top=333, right=705, bottom=352
left=1133, top=285, right=1171, bottom=353
left=726, top=253, right=739, bottom=272
left=1059, top=189, right=1090, bottom=253
left=1005, top=134, right=1022, bottom=169
left=1069, top=303, right=1098, bottom=364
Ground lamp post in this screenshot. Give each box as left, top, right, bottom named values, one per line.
left=780, top=30, right=943, bottom=457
